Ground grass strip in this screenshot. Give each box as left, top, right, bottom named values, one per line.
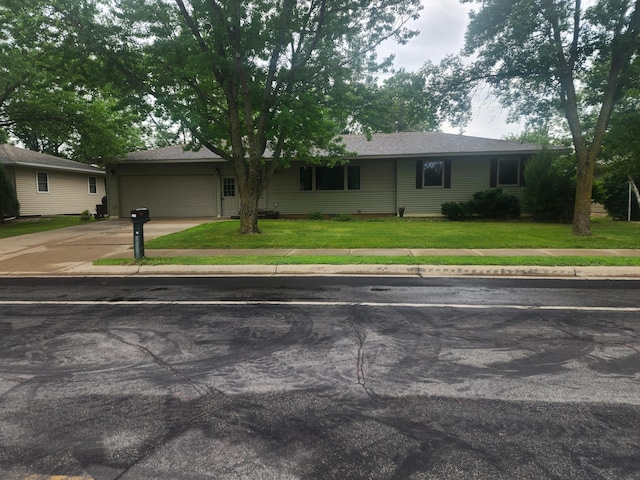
left=95, top=255, right=640, bottom=267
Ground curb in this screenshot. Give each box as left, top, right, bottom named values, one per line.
left=6, top=263, right=639, bottom=279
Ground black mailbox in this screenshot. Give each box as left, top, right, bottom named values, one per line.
left=131, top=208, right=150, bottom=224
left=130, top=208, right=150, bottom=260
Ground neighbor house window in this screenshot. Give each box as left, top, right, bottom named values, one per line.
left=415, top=159, right=451, bottom=189
left=36, top=172, right=49, bottom=193
left=498, top=159, right=519, bottom=185
left=88, top=176, right=98, bottom=194
left=299, top=165, right=361, bottom=191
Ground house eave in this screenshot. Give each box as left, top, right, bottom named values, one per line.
left=11, top=161, right=106, bottom=175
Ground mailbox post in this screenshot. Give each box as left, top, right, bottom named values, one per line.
left=130, top=208, right=150, bottom=260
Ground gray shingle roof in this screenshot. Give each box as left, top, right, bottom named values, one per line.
left=123, top=132, right=567, bottom=162
left=0, top=144, right=105, bottom=174
left=342, top=132, right=558, bottom=157
left=125, top=144, right=227, bottom=162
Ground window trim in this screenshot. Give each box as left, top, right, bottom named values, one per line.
left=88, top=176, right=98, bottom=195
left=36, top=171, right=49, bottom=193
left=299, top=164, right=361, bottom=192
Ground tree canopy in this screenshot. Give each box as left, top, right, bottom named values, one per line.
left=0, top=0, right=147, bottom=162
left=78, top=0, right=422, bottom=232
left=462, top=0, right=640, bottom=235
left=350, top=56, right=472, bottom=134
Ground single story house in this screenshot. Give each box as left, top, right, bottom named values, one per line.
left=0, top=144, right=107, bottom=216
left=106, top=132, right=565, bottom=219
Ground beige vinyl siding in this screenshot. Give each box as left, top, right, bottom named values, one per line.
left=266, top=160, right=396, bottom=215
left=14, top=167, right=106, bottom=216
left=398, top=156, right=526, bottom=216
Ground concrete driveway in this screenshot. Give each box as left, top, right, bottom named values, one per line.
left=0, top=219, right=210, bottom=275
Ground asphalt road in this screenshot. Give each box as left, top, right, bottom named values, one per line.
left=0, top=277, right=639, bottom=480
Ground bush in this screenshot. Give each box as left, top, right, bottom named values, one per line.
left=467, top=188, right=521, bottom=219
left=441, top=188, right=520, bottom=221
left=309, top=211, right=323, bottom=220
left=333, top=213, right=352, bottom=222
left=0, top=164, right=19, bottom=221
left=524, top=150, right=575, bottom=222
left=441, top=201, right=468, bottom=221
left=80, top=210, right=92, bottom=221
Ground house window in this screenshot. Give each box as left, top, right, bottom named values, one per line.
left=300, top=166, right=313, bottom=191
left=423, top=161, right=444, bottom=187
left=223, top=177, right=235, bottom=197
left=88, top=176, right=98, bottom=194
left=316, top=166, right=344, bottom=190
left=347, top=166, right=360, bottom=190
left=498, top=159, right=519, bottom=185
left=299, top=165, right=361, bottom=191
left=36, top=172, right=49, bottom=193
left=416, top=159, right=451, bottom=189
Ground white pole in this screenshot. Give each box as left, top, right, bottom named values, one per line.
left=629, top=181, right=632, bottom=222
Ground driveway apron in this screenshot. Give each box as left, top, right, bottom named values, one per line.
left=0, top=219, right=209, bottom=275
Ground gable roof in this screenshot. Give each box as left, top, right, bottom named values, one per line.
left=122, top=132, right=568, bottom=163
left=0, top=144, right=105, bottom=175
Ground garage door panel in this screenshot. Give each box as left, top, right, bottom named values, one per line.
left=119, top=175, right=216, bottom=217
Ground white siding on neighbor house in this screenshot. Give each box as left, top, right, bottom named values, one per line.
left=266, top=160, right=397, bottom=215
left=14, top=167, right=106, bottom=216
left=398, top=156, right=527, bottom=216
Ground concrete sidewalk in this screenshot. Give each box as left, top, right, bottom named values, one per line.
left=1, top=218, right=639, bottom=278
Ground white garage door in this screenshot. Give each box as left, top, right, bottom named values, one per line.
left=119, top=175, right=216, bottom=218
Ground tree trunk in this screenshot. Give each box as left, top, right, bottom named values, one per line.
left=238, top=183, right=261, bottom=234
left=572, top=165, right=593, bottom=236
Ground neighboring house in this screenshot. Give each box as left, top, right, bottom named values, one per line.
left=106, top=132, right=566, bottom=219
left=0, top=144, right=107, bottom=216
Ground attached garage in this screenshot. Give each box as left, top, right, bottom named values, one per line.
left=118, top=174, right=216, bottom=218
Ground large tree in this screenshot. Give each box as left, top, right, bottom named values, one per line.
left=461, top=0, right=640, bottom=235
left=350, top=56, right=472, bottom=134
left=88, top=0, right=421, bottom=233
left=1, top=0, right=146, bottom=162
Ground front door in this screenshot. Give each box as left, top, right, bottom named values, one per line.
left=222, top=176, right=239, bottom=217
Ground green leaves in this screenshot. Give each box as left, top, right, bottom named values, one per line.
left=463, top=0, right=640, bottom=235
left=0, top=0, right=148, bottom=161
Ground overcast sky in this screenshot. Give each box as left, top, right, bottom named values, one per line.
left=379, top=0, right=524, bottom=139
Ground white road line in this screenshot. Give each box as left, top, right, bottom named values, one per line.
left=0, top=300, right=639, bottom=312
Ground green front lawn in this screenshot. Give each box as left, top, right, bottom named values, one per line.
left=0, top=216, right=86, bottom=239
left=96, top=255, right=640, bottom=267
left=145, top=217, right=640, bottom=250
